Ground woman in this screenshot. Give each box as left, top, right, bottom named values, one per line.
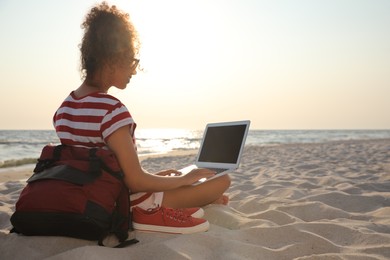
left=53, top=2, right=230, bottom=234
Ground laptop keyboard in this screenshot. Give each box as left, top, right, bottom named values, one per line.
left=207, top=168, right=228, bottom=174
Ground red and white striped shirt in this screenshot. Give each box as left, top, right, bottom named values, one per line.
left=53, top=91, right=136, bottom=149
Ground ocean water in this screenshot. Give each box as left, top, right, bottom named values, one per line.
left=1, top=129, right=390, bottom=168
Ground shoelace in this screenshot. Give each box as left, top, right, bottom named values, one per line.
left=161, top=207, right=191, bottom=223
left=176, top=208, right=197, bottom=217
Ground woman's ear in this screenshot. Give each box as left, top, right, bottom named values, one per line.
left=106, top=59, right=116, bottom=75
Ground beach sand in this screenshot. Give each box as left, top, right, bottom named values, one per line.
left=1, top=139, right=390, bottom=259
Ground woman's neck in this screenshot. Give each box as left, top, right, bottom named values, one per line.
left=74, top=80, right=110, bottom=98
left=76, top=65, right=113, bottom=96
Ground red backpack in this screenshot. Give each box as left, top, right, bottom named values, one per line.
left=10, top=144, right=138, bottom=248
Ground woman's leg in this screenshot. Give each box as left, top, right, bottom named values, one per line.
left=161, top=174, right=231, bottom=209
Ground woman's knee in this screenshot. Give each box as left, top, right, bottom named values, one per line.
left=224, top=174, right=231, bottom=186
left=216, top=174, right=231, bottom=191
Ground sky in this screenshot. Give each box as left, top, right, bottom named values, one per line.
left=0, top=0, right=389, bottom=130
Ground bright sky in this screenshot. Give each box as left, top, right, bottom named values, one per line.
left=0, top=0, right=389, bottom=130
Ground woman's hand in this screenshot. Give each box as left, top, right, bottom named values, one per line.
left=107, top=126, right=216, bottom=191
left=181, top=168, right=216, bottom=185
left=155, top=169, right=182, bottom=176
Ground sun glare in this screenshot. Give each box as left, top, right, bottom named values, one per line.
left=135, top=128, right=201, bottom=154
left=121, top=1, right=220, bottom=83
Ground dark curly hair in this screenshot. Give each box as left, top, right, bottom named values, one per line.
left=80, top=2, right=139, bottom=79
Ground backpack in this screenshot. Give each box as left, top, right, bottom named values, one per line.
left=10, top=144, right=138, bottom=248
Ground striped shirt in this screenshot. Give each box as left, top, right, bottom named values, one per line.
left=53, top=91, right=136, bottom=149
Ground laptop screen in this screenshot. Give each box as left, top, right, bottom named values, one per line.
left=198, top=124, right=247, bottom=164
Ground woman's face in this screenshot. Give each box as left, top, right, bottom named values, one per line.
left=111, top=58, right=139, bottom=89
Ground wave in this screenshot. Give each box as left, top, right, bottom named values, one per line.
left=0, top=158, right=37, bottom=168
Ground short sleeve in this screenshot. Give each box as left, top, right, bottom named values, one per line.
left=101, top=102, right=136, bottom=143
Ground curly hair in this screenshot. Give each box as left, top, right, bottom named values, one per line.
left=80, top=2, right=139, bottom=79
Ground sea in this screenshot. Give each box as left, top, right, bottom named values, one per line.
left=1, top=129, right=390, bottom=168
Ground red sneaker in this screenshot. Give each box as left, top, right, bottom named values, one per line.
left=132, top=206, right=209, bottom=234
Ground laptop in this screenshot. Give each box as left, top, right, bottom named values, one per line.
left=179, top=120, right=250, bottom=185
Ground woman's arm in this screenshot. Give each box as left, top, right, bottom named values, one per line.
left=107, top=126, right=214, bottom=193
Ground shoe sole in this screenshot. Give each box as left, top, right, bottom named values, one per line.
left=133, top=221, right=209, bottom=234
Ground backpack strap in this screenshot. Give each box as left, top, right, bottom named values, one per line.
left=98, top=236, right=139, bottom=248
left=98, top=184, right=139, bottom=248
left=33, top=145, right=63, bottom=173
left=97, top=209, right=139, bottom=248
left=53, top=145, right=62, bottom=160
left=88, top=148, right=102, bottom=177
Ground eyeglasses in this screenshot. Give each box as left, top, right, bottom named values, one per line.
left=130, top=58, right=139, bottom=71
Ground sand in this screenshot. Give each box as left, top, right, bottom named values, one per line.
left=1, top=139, right=390, bottom=259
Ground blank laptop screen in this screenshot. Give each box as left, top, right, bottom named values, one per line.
left=198, top=124, right=247, bottom=164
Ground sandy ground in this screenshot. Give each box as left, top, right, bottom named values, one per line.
left=1, top=139, right=390, bottom=259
